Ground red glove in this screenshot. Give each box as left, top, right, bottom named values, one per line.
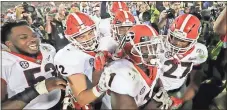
left=73, top=101, right=93, bottom=110
left=94, top=51, right=112, bottom=71
left=112, top=48, right=124, bottom=60
left=170, top=97, right=184, bottom=109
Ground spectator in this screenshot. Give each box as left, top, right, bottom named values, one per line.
left=70, top=3, right=80, bottom=13
left=80, top=2, right=90, bottom=15
left=148, top=1, right=160, bottom=24
left=203, top=1, right=212, bottom=9
left=15, top=5, right=33, bottom=25
left=170, top=2, right=181, bottom=17
left=158, top=8, right=175, bottom=35
left=157, top=1, right=170, bottom=12
left=45, top=4, right=69, bottom=51
left=140, top=11, right=159, bottom=32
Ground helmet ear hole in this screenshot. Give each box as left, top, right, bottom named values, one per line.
left=126, top=31, right=135, bottom=41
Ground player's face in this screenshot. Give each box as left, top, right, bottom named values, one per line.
left=75, top=29, right=96, bottom=48
left=132, top=42, right=158, bottom=65
left=9, top=25, right=40, bottom=55
left=118, top=26, right=131, bottom=36
left=169, top=34, right=190, bottom=48
left=140, top=43, right=158, bottom=65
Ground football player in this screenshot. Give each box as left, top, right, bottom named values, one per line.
left=112, top=10, right=136, bottom=43
left=100, top=24, right=166, bottom=109
left=152, top=14, right=208, bottom=109
left=1, top=21, right=67, bottom=109
left=54, top=12, right=118, bottom=109
left=95, top=10, right=136, bottom=72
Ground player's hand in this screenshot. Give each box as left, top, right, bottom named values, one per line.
left=96, top=71, right=110, bottom=92
left=15, top=5, right=25, bottom=15
left=97, top=69, right=110, bottom=93
left=46, top=14, right=54, bottom=22
left=35, top=77, right=67, bottom=94
left=45, top=77, right=67, bottom=92
left=94, top=51, right=112, bottom=71
left=112, top=48, right=124, bottom=60
left=170, top=97, right=183, bottom=110
left=153, top=87, right=173, bottom=109
left=159, top=10, right=168, bottom=20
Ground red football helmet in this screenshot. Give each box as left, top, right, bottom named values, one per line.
left=124, top=24, right=164, bottom=66
left=64, top=12, right=97, bottom=51
left=112, top=10, right=136, bottom=42
left=111, top=2, right=129, bottom=14
left=166, top=14, right=201, bottom=54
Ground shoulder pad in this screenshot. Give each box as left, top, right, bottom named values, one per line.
left=192, top=43, right=208, bottom=65
left=40, top=43, right=56, bottom=53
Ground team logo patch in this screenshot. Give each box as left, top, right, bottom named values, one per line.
left=19, top=61, right=29, bottom=69
left=89, top=58, right=94, bottom=66
left=196, top=49, right=207, bottom=59
left=196, top=49, right=204, bottom=55
left=165, top=51, right=172, bottom=58
left=140, top=86, right=146, bottom=95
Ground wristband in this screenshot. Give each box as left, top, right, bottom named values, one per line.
left=35, top=80, right=49, bottom=94
left=92, top=86, right=103, bottom=97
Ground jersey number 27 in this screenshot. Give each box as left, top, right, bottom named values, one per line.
left=163, top=60, right=193, bottom=79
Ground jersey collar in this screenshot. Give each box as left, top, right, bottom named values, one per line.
left=176, top=46, right=195, bottom=60
left=8, top=51, right=43, bottom=64
left=133, top=64, right=157, bottom=87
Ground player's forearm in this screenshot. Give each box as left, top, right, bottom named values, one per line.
left=45, top=21, right=52, bottom=34
left=181, top=84, right=198, bottom=102
left=213, top=7, right=227, bottom=35
left=92, top=70, right=102, bottom=86
left=157, top=18, right=167, bottom=30
left=2, top=86, right=39, bottom=109
left=75, top=89, right=98, bottom=106
left=2, top=100, right=26, bottom=109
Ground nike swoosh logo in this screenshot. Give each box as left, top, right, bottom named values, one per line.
left=156, top=92, right=163, bottom=99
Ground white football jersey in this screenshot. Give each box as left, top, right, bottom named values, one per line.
left=54, top=44, right=94, bottom=81
left=1, top=44, right=61, bottom=109
left=159, top=43, right=208, bottom=91
left=102, top=59, right=160, bottom=109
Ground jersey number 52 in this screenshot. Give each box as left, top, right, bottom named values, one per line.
left=24, top=63, right=57, bottom=86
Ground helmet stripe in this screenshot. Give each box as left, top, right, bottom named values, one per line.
left=179, top=14, right=192, bottom=32
left=123, top=11, right=129, bottom=22
left=71, top=13, right=85, bottom=28
left=118, top=2, right=123, bottom=10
